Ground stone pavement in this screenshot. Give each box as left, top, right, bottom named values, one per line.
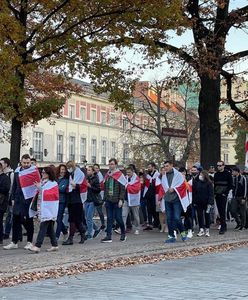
left=0, top=222, right=248, bottom=278
left=1, top=247, right=248, bottom=299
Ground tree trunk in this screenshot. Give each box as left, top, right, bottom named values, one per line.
left=198, top=75, right=221, bottom=168
left=10, top=117, right=22, bottom=169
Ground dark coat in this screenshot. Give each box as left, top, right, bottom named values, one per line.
left=86, top=174, right=101, bottom=203
left=58, top=177, right=69, bottom=204
left=12, top=171, right=32, bottom=217
left=67, top=172, right=82, bottom=205
left=193, top=180, right=214, bottom=207
left=0, top=173, right=11, bottom=212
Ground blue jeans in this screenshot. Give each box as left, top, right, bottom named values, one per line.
left=56, top=202, right=68, bottom=239
left=96, top=205, right=105, bottom=226
left=105, top=201, right=125, bottom=238
left=84, top=202, right=98, bottom=238
left=164, top=200, right=185, bottom=237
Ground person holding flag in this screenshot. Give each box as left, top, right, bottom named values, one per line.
left=161, top=160, right=190, bottom=243
left=62, top=161, right=87, bottom=245
left=29, top=166, right=59, bottom=253
left=4, top=154, right=41, bottom=250
left=101, top=158, right=127, bottom=243
left=122, top=166, right=141, bottom=235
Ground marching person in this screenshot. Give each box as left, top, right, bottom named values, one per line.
left=123, top=166, right=141, bottom=235
left=193, top=170, right=214, bottom=237
left=29, top=166, right=59, bottom=253
left=0, top=162, right=11, bottom=244
left=162, top=161, right=190, bottom=243
left=0, top=157, right=14, bottom=240
left=55, top=164, right=69, bottom=241
left=143, top=162, right=160, bottom=231
left=84, top=166, right=101, bottom=240
left=231, top=167, right=247, bottom=231
left=101, top=158, right=126, bottom=243
left=4, top=154, right=40, bottom=250
left=214, top=161, right=233, bottom=234
left=62, top=161, right=87, bottom=245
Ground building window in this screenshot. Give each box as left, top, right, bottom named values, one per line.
left=80, top=107, right=86, bottom=121
left=110, top=141, right=116, bottom=158
left=101, top=140, right=107, bottom=165
left=69, top=136, right=76, bottom=161
left=57, top=134, right=63, bottom=162
left=101, top=112, right=107, bottom=125
left=224, top=153, right=229, bottom=164
left=80, top=137, right=87, bottom=163
left=33, top=132, right=43, bottom=161
left=69, top=105, right=75, bottom=119
left=123, top=144, right=129, bottom=164
left=123, top=117, right=129, bottom=131
left=223, top=143, right=229, bottom=149
left=91, top=110, right=96, bottom=123
left=91, top=138, right=97, bottom=163
left=110, top=114, right=116, bottom=126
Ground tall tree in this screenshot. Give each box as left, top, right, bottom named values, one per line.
left=102, top=0, right=248, bottom=168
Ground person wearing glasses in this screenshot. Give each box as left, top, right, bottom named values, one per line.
left=214, top=161, right=233, bottom=234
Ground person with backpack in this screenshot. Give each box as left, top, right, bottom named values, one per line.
left=231, top=167, right=247, bottom=231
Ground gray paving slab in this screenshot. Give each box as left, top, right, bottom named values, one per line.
left=0, top=248, right=248, bottom=300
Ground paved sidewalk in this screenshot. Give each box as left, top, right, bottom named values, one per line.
left=1, top=247, right=248, bottom=299
left=0, top=222, right=248, bottom=278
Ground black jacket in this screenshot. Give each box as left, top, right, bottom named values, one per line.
left=233, top=175, right=247, bottom=198
left=0, top=173, right=11, bottom=212
left=193, top=180, right=214, bottom=206
left=192, top=174, right=200, bottom=204
left=214, top=170, right=233, bottom=196
left=86, top=174, right=101, bottom=203
left=12, top=171, right=32, bottom=216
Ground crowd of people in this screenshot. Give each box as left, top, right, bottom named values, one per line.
left=0, top=154, right=247, bottom=253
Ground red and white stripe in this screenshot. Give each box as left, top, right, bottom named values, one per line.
left=40, top=180, right=59, bottom=221
left=155, top=177, right=166, bottom=212
left=187, top=179, right=193, bottom=204
left=126, top=174, right=141, bottom=207
left=69, top=167, right=87, bottom=203
left=97, top=171, right=104, bottom=200
left=143, top=170, right=160, bottom=197
left=104, top=169, right=127, bottom=186
left=161, top=168, right=190, bottom=212
left=15, top=166, right=41, bottom=200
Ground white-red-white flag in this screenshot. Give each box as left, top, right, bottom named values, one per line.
left=126, top=173, right=141, bottom=206
left=69, top=167, right=87, bottom=203
left=104, top=169, right=127, bottom=187
left=15, top=165, right=41, bottom=200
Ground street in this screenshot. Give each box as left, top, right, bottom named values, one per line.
left=1, top=247, right=248, bottom=299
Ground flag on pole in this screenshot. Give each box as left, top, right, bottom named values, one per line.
left=15, top=165, right=41, bottom=200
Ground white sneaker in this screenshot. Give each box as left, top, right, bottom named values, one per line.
left=63, top=233, right=68, bottom=242
left=187, top=230, right=193, bottom=238
left=24, top=242, right=33, bottom=250
left=29, top=245, right=40, bottom=253
left=47, top=246, right=59, bottom=252
left=134, top=230, right=139, bottom=235
left=3, top=242, right=18, bottom=250
left=197, top=228, right=205, bottom=237
left=205, top=229, right=210, bottom=237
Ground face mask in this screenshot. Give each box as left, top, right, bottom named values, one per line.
left=199, top=175, right=204, bottom=181
left=191, top=172, right=198, bottom=176
left=68, top=167, right=73, bottom=173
